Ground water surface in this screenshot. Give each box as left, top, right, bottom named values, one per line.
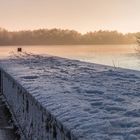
left=0, top=45, right=139, bottom=71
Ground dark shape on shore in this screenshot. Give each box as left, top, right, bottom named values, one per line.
left=17, top=48, right=22, bottom=52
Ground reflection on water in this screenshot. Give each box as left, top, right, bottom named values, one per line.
left=0, top=45, right=140, bottom=71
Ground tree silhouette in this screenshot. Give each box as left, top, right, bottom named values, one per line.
left=0, top=28, right=138, bottom=45
left=137, top=35, right=140, bottom=45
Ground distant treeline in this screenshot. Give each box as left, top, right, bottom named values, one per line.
left=0, top=28, right=139, bottom=45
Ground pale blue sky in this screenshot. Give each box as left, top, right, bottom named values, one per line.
left=0, top=0, right=140, bottom=33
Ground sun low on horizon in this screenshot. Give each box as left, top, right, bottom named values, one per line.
left=0, top=0, right=140, bottom=33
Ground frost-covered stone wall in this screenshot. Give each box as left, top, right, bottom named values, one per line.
left=0, top=54, right=140, bottom=140
left=0, top=70, right=75, bottom=140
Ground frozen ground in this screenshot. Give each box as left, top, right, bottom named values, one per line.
left=0, top=94, right=18, bottom=140
left=0, top=53, right=140, bottom=140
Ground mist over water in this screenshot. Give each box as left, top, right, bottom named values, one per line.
left=0, top=45, right=140, bottom=71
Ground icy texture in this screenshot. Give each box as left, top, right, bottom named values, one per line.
left=1, top=54, right=140, bottom=140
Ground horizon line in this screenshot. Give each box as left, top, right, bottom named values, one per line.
left=0, top=27, right=140, bottom=35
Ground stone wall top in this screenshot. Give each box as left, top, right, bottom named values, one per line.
left=0, top=54, right=140, bottom=140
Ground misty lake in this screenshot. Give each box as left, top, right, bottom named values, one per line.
left=0, top=45, right=140, bottom=71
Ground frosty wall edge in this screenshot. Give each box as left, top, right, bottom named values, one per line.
left=0, top=69, right=76, bottom=140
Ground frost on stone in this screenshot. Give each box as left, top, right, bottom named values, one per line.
left=0, top=53, right=140, bottom=140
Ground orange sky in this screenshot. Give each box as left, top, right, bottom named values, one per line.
left=0, top=0, right=140, bottom=33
